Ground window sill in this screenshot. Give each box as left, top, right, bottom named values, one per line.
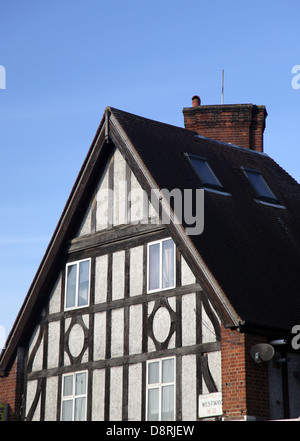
left=147, top=285, right=176, bottom=294
left=64, top=303, right=89, bottom=312
left=254, top=199, right=286, bottom=209
left=203, top=187, right=232, bottom=197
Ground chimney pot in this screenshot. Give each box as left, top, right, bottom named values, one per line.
left=192, top=95, right=201, bottom=107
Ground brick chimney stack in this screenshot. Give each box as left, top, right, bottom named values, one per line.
left=183, top=98, right=267, bottom=152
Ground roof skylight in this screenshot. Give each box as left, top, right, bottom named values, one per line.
left=184, top=153, right=224, bottom=191
left=242, top=167, right=279, bottom=204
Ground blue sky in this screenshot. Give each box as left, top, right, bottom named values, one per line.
left=0, top=0, right=300, bottom=346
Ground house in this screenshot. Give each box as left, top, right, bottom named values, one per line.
left=1, top=97, right=300, bottom=421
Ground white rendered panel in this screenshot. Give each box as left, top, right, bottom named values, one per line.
left=129, top=304, right=142, bottom=355
left=129, top=246, right=143, bottom=297
left=111, top=308, right=124, bottom=358
left=128, top=363, right=142, bottom=421
left=112, top=251, right=125, bottom=301
left=47, top=321, right=60, bottom=369
left=110, top=366, right=123, bottom=421
left=182, top=355, right=197, bottom=421
left=95, top=255, right=108, bottom=304
left=92, top=369, right=105, bottom=421
left=182, top=293, right=196, bottom=346
left=44, top=376, right=58, bottom=421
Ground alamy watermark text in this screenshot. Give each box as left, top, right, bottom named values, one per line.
left=98, top=183, right=204, bottom=236
left=292, top=65, right=300, bottom=90
left=0, top=65, right=6, bottom=89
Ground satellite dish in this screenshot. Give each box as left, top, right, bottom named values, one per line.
left=250, top=343, right=275, bottom=363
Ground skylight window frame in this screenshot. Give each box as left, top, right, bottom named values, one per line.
left=241, top=166, right=280, bottom=205
left=184, top=153, right=225, bottom=192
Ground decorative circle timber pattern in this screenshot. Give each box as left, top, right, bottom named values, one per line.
left=153, top=307, right=171, bottom=343
left=64, top=315, right=89, bottom=365
left=68, top=324, right=85, bottom=358
left=148, top=297, right=177, bottom=350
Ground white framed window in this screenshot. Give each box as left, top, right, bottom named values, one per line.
left=65, top=259, right=91, bottom=310
left=147, top=238, right=175, bottom=293
left=146, top=357, right=175, bottom=421
left=61, top=371, right=88, bottom=421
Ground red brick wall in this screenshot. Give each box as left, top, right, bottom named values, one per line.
left=0, top=354, right=23, bottom=421
left=183, top=104, right=267, bottom=152
left=244, top=333, right=270, bottom=419
left=221, top=326, right=270, bottom=420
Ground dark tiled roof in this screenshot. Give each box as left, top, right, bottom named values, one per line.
left=111, top=107, right=300, bottom=332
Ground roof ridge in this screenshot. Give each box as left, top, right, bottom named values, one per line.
left=108, top=106, right=191, bottom=134
left=109, top=107, right=271, bottom=156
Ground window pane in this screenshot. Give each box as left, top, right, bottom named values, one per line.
left=149, top=243, right=160, bottom=291
left=191, top=158, right=221, bottom=188
left=162, top=385, right=174, bottom=421
left=162, top=240, right=174, bottom=289
left=148, top=388, right=159, bottom=421
left=66, top=264, right=77, bottom=308
left=148, top=362, right=159, bottom=384
left=78, top=260, right=90, bottom=306
left=63, top=375, right=73, bottom=397
left=75, top=372, right=87, bottom=396
left=62, top=400, right=73, bottom=421
left=74, top=397, right=86, bottom=421
left=246, top=171, right=276, bottom=200
left=162, top=358, right=174, bottom=383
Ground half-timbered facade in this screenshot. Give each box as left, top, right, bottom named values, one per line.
left=2, top=99, right=300, bottom=421
left=23, top=144, right=221, bottom=421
